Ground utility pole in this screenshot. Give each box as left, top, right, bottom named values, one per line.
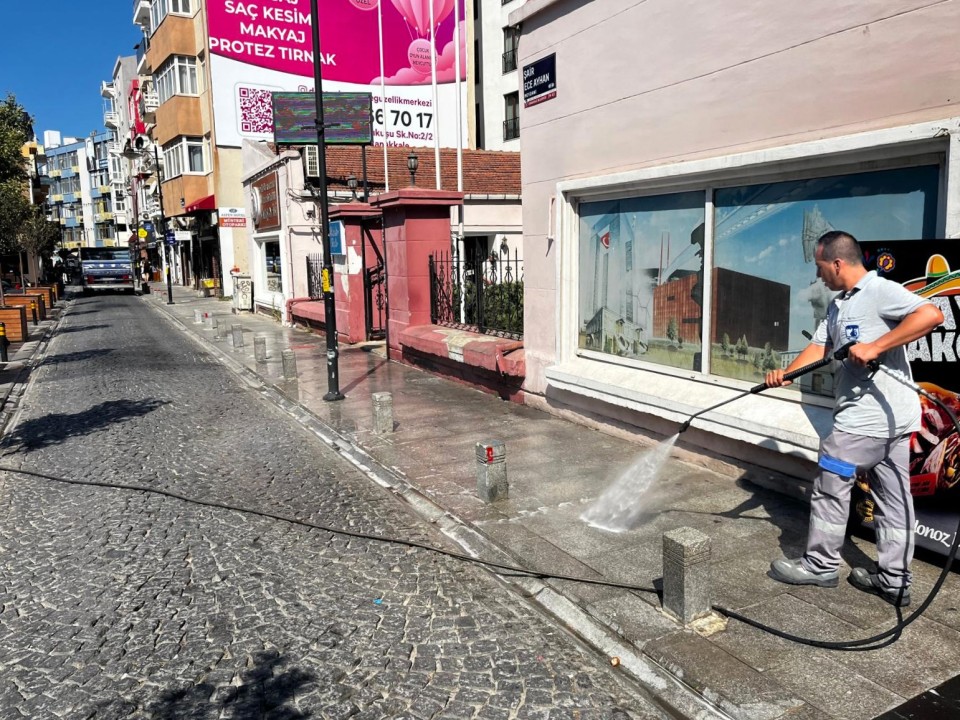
left=154, top=143, right=173, bottom=305
left=310, top=0, right=343, bottom=401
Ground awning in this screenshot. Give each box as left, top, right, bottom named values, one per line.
left=184, top=194, right=216, bottom=213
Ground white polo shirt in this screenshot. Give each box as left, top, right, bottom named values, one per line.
left=812, top=271, right=931, bottom=438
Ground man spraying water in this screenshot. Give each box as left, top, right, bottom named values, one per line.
left=765, top=231, right=944, bottom=607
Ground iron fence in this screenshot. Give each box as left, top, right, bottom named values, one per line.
left=306, top=253, right=323, bottom=300
left=429, top=247, right=524, bottom=340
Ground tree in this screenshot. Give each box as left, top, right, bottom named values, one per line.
left=666, top=317, right=679, bottom=344
left=736, top=335, right=748, bottom=360
left=0, top=94, right=34, bottom=256
left=721, top=332, right=731, bottom=357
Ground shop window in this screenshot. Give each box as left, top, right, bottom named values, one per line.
left=263, top=240, right=282, bottom=293
left=711, top=165, right=940, bottom=394
left=578, top=191, right=706, bottom=371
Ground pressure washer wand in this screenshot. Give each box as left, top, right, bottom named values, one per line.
left=677, top=343, right=856, bottom=435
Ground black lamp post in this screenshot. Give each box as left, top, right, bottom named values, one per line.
left=347, top=174, right=358, bottom=201
left=407, top=152, right=419, bottom=186
left=154, top=143, right=173, bottom=305
left=310, top=0, right=343, bottom=401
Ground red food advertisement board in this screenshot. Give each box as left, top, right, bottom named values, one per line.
left=857, top=241, right=960, bottom=555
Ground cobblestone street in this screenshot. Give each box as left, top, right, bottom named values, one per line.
left=0, top=293, right=667, bottom=719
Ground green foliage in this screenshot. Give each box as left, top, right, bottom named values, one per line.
left=0, top=94, right=32, bottom=184
left=453, top=278, right=524, bottom=337
left=721, top=332, right=731, bottom=356
left=0, top=94, right=37, bottom=255
left=736, top=335, right=748, bottom=359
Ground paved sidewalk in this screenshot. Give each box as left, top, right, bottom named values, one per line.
left=144, top=284, right=960, bottom=720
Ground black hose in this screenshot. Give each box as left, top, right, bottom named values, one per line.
left=711, top=365, right=960, bottom=651
left=1, top=347, right=953, bottom=651
left=0, top=464, right=661, bottom=594
left=678, top=343, right=853, bottom=435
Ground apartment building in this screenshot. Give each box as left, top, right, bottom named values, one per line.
left=471, top=0, right=523, bottom=150
left=39, top=128, right=128, bottom=253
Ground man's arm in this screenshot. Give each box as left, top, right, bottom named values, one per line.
left=847, top=303, right=944, bottom=367
left=765, top=342, right=829, bottom=388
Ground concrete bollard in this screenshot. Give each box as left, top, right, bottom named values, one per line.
left=476, top=440, right=508, bottom=503
left=372, top=392, right=394, bottom=434
left=194, top=309, right=203, bottom=324
left=281, top=349, right=298, bottom=379
left=211, top=318, right=221, bottom=339
left=231, top=323, right=244, bottom=348
left=662, top=527, right=711, bottom=624
left=254, top=335, right=267, bottom=363
left=204, top=313, right=215, bottom=329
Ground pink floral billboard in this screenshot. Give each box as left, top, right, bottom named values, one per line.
left=207, top=0, right=467, bottom=148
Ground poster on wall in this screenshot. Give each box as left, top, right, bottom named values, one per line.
left=207, top=0, right=467, bottom=148
left=856, top=240, right=960, bottom=556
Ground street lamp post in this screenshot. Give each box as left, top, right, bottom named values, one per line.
left=310, top=0, right=343, bottom=401
left=154, top=143, right=173, bottom=305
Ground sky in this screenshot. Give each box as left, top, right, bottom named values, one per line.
left=0, top=3, right=142, bottom=141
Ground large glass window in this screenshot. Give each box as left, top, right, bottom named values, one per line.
left=155, top=56, right=198, bottom=104
left=263, top=240, right=282, bottom=293
left=711, top=165, right=940, bottom=392
left=503, top=92, right=519, bottom=141
left=162, top=137, right=207, bottom=179
left=579, top=191, right=706, bottom=371
left=150, top=0, right=192, bottom=34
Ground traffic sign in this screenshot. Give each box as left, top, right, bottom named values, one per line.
left=137, top=228, right=148, bottom=239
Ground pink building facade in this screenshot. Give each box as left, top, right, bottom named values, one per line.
left=510, top=0, right=960, bottom=477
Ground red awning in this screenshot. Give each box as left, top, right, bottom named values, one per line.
left=184, top=194, right=216, bottom=213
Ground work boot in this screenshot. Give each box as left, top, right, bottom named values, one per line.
left=768, top=557, right=839, bottom=588
left=848, top=568, right=911, bottom=607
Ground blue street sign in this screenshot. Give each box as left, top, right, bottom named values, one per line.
left=329, top=220, right=344, bottom=255
left=143, top=221, right=154, bottom=232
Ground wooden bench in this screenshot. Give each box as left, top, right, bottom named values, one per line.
left=0, top=307, right=28, bottom=343
left=3, top=293, right=46, bottom=322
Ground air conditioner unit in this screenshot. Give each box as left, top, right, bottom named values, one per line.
left=303, top=145, right=320, bottom=178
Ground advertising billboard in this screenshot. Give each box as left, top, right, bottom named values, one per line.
left=207, top=0, right=467, bottom=149
left=272, top=92, right=373, bottom=145
left=856, top=240, right=960, bottom=556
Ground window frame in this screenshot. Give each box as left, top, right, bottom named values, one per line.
left=154, top=55, right=199, bottom=104
left=162, top=136, right=208, bottom=179
left=554, top=122, right=953, bottom=398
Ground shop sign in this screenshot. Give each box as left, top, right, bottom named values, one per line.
left=252, top=173, right=280, bottom=231
left=856, top=240, right=960, bottom=556
left=219, top=206, right=247, bottom=228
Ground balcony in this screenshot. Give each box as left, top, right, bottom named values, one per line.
left=502, top=49, right=518, bottom=74
left=95, top=212, right=115, bottom=223
left=49, top=169, right=61, bottom=178
left=140, top=90, right=159, bottom=122
left=104, top=110, right=120, bottom=128
left=503, top=117, right=520, bottom=141
left=133, top=0, right=150, bottom=27
left=99, top=184, right=112, bottom=194
left=100, top=80, right=116, bottom=99
left=108, top=142, right=122, bottom=156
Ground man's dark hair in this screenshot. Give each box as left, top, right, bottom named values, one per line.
left=817, top=231, right=864, bottom=266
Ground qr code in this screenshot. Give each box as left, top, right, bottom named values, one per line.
left=238, top=86, right=274, bottom=134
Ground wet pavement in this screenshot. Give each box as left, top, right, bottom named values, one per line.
left=28, top=283, right=960, bottom=720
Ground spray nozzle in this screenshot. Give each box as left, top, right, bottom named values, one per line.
left=832, top=341, right=880, bottom=372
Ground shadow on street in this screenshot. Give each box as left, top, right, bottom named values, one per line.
left=146, top=650, right=316, bottom=719
left=1, top=398, right=169, bottom=451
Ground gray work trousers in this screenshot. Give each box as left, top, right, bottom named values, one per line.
left=801, top=429, right=914, bottom=589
